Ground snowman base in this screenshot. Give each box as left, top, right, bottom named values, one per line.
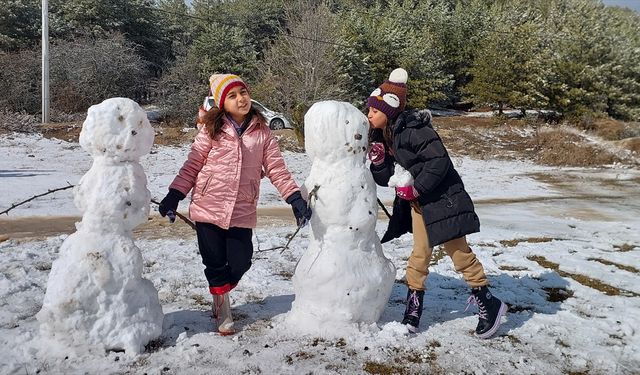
left=37, top=232, right=163, bottom=354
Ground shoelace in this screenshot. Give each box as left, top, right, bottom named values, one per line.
left=406, top=292, right=421, bottom=318
left=465, top=294, right=488, bottom=320
left=213, top=295, right=225, bottom=320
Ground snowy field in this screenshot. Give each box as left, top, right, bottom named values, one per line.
left=1, top=133, right=639, bottom=374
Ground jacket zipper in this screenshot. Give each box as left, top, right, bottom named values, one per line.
left=201, top=174, right=213, bottom=196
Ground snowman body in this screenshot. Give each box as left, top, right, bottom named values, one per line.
left=286, top=101, right=395, bottom=335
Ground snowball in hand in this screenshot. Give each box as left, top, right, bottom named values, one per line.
left=285, top=101, right=395, bottom=336
left=388, top=163, right=414, bottom=188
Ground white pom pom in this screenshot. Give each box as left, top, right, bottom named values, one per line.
left=388, top=68, right=408, bottom=84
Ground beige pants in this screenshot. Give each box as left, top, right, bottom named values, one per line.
left=406, top=206, right=488, bottom=291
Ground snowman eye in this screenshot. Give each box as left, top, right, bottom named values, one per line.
left=370, top=88, right=382, bottom=97
left=382, top=93, right=400, bottom=108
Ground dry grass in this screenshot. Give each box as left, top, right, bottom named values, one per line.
left=275, top=270, right=294, bottom=280
left=429, top=246, right=448, bottom=266
left=613, top=243, right=636, bottom=252
left=542, top=287, right=574, bottom=302
left=588, top=117, right=640, bottom=143
left=592, top=118, right=626, bottom=141
left=363, top=355, right=441, bottom=375
left=499, top=265, right=529, bottom=271
left=433, top=115, right=523, bottom=129
left=527, top=255, right=639, bottom=297
left=39, top=120, right=199, bottom=146
left=500, top=237, right=557, bottom=247
left=475, top=242, right=498, bottom=248
left=588, top=258, right=639, bottom=274
left=363, top=362, right=409, bottom=375
left=24, top=113, right=638, bottom=166
left=190, top=294, right=210, bottom=307
left=153, top=126, right=198, bottom=146
left=0, top=206, right=302, bottom=241
left=613, top=137, right=640, bottom=154
left=40, top=121, right=83, bottom=142
left=507, top=335, right=522, bottom=344
left=435, top=116, right=635, bottom=167
left=434, top=116, right=532, bottom=160
left=36, top=121, right=303, bottom=151
left=533, top=129, right=623, bottom=166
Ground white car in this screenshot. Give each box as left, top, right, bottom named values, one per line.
left=202, top=96, right=293, bottom=130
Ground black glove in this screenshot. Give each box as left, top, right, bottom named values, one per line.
left=286, top=191, right=312, bottom=227
left=159, top=189, right=185, bottom=222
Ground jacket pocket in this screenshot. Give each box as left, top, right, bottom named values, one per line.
left=200, top=174, right=214, bottom=196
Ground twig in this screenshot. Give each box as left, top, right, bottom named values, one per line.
left=1, top=183, right=74, bottom=215
left=255, top=226, right=302, bottom=254
left=0, top=185, right=198, bottom=231
left=150, top=199, right=196, bottom=230
left=255, top=185, right=320, bottom=254
left=377, top=198, right=392, bottom=219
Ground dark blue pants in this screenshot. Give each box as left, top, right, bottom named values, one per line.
left=195, top=222, right=253, bottom=295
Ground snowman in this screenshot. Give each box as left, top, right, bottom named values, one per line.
left=36, top=98, right=163, bottom=354
left=285, top=101, right=395, bottom=335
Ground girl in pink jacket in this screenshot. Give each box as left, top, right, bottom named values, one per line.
left=159, top=74, right=311, bottom=335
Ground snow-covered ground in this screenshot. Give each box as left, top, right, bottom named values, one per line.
left=0, top=134, right=560, bottom=217
left=1, top=133, right=639, bottom=374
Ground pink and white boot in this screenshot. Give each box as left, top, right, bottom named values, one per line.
left=213, top=293, right=235, bottom=336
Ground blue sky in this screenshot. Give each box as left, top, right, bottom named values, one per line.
left=602, top=0, right=640, bottom=11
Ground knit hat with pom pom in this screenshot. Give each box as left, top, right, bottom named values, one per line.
left=367, top=68, right=408, bottom=121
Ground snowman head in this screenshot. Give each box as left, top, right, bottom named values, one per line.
left=304, top=101, right=369, bottom=163
left=80, top=98, right=155, bottom=162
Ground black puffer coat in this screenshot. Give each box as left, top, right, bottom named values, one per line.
left=370, top=109, right=480, bottom=247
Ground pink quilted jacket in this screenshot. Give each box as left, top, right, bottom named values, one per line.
left=169, top=115, right=299, bottom=229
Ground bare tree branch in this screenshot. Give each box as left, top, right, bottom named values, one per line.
left=150, top=199, right=196, bottom=230
left=255, top=184, right=320, bottom=254
left=1, top=186, right=197, bottom=232
left=1, top=183, right=74, bottom=216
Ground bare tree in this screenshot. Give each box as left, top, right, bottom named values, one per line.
left=254, top=0, right=346, bottom=131
left=0, top=33, right=148, bottom=116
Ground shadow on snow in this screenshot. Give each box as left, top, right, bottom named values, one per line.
left=159, top=271, right=569, bottom=347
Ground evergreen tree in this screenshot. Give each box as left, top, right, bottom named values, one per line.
left=588, top=6, right=640, bottom=120
left=225, top=0, right=286, bottom=57
left=541, top=0, right=639, bottom=120
left=464, top=2, right=548, bottom=114
left=335, top=0, right=452, bottom=109
left=50, top=0, right=171, bottom=72
left=0, top=0, right=41, bottom=51
left=189, top=23, right=258, bottom=81
left=156, top=0, right=194, bottom=59
left=427, top=0, right=491, bottom=104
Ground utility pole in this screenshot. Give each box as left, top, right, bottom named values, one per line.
left=42, top=0, right=49, bottom=124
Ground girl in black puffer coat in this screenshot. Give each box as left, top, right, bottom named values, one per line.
left=366, top=68, right=507, bottom=339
